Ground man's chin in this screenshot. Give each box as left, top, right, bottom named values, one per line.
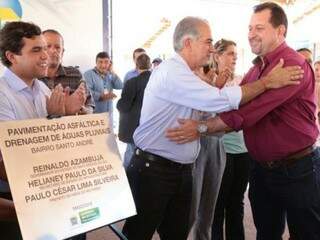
left=48, top=63, right=59, bottom=68
left=36, top=70, right=48, bottom=79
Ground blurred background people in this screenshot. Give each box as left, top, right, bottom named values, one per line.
left=84, top=52, right=123, bottom=126
left=297, top=48, right=313, bottom=65
left=152, top=57, right=162, bottom=69
left=117, top=54, right=152, bottom=168
left=123, top=48, right=146, bottom=84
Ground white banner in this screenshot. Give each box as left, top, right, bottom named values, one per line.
left=0, top=113, right=136, bottom=240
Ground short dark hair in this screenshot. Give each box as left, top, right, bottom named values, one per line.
left=0, top=21, right=42, bottom=67
left=254, top=2, right=288, bottom=37
left=96, top=51, right=109, bottom=61
left=42, top=29, right=64, bottom=46
left=136, top=54, right=150, bottom=70
left=133, top=48, right=145, bottom=58
left=297, top=48, right=312, bottom=54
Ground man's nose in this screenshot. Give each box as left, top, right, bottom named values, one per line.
left=41, top=50, right=49, bottom=60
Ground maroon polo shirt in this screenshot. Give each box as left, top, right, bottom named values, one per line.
left=220, top=42, right=319, bottom=162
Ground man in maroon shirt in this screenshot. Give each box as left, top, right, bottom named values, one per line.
left=166, top=2, right=320, bottom=239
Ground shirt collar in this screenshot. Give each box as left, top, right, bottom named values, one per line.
left=3, top=67, right=40, bottom=93
left=3, top=68, right=28, bottom=92
left=55, top=64, right=67, bottom=77
left=93, top=67, right=107, bottom=78
left=265, top=41, right=287, bottom=63
left=252, top=42, right=287, bottom=67
left=174, top=53, right=192, bottom=71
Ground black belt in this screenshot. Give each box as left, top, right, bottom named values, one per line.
left=135, top=148, right=193, bottom=170
left=259, top=145, right=316, bottom=169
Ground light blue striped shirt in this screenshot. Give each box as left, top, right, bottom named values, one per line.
left=84, top=68, right=123, bottom=113
left=0, top=68, right=51, bottom=192
left=133, top=54, right=242, bottom=164
left=123, top=69, right=139, bottom=84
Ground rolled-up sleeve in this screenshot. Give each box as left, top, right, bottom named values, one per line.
left=219, top=85, right=241, bottom=111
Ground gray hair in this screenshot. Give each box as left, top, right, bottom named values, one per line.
left=173, top=17, right=208, bottom=52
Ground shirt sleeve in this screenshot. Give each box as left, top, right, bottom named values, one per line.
left=151, top=63, right=241, bottom=113
left=123, top=72, right=130, bottom=84
left=220, top=60, right=314, bottom=131
left=0, top=92, right=16, bottom=121
left=111, top=74, right=123, bottom=89
left=83, top=71, right=101, bottom=102
left=81, top=78, right=95, bottom=109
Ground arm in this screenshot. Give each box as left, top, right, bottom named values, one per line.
left=166, top=59, right=307, bottom=143
left=110, top=73, right=123, bottom=89
left=81, top=78, right=95, bottom=114
left=165, top=117, right=229, bottom=144
left=83, top=71, right=103, bottom=102
left=117, top=81, right=136, bottom=112
left=239, top=59, right=302, bottom=105
left=156, top=59, right=302, bottom=114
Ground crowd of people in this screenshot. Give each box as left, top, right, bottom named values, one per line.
left=0, top=1, right=320, bottom=240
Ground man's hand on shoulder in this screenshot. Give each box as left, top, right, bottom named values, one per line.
left=262, top=58, right=303, bottom=89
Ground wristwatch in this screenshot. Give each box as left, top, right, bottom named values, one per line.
left=197, top=122, right=208, bottom=135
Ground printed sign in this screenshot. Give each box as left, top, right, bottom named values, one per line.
left=0, top=113, right=136, bottom=240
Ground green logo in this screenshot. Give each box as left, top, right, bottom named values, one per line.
left=79, top=207, right=100, bottom=224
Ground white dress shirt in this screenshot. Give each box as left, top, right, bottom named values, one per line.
left=133, top=54, right=242, bottom=163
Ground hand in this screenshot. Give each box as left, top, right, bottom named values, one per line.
left=215, top=68, right=232, bottom=88
left=194, top=68, right=216, bottom=85
left=46, top=84, right=65, bottom=115
left=65, top=83, right=86, bottom=115
left=165, top=119, right=200, bottom=144
left=262, top=58, right=303, bottom=89
left=100, top=92, right=117, bottom=101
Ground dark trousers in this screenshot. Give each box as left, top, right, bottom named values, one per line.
left=122, top=154, right=193, bottom=240
left=249, top=148, right=320, bottom=240
left=212, top=152, right=250, bottom=240
left=0, top=192, right=23, bottom=240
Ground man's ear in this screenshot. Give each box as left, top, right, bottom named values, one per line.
left=278, top=25, right=286, bottom=37
left=5, top=51, right=17, bottom=65
left=184, top=37, right=192, bottom=50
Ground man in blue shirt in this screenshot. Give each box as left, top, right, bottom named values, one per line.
left=84, top=52, right=122, bottom=124
left=122, top=16, right=303, bottom=240
left=123, top=48, right=146, bottom=84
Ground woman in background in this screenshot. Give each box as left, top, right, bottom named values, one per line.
left=211, top=39, right=251, bottom=240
